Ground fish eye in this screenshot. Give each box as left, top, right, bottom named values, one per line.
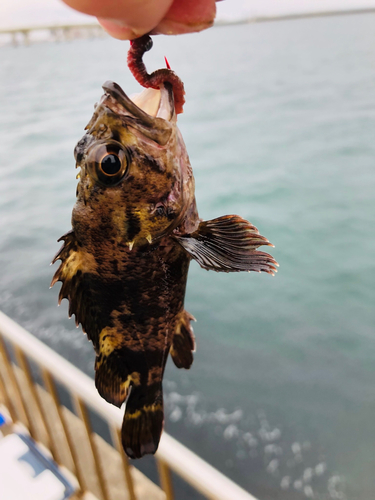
left=100, top=153, right=122, bottom=175
left=86, top=140, right=129, bottom=186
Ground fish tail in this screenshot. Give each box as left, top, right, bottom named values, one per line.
left=121, top=383, right=164, bottom=459
left=170, top=310, right=196, bottom=369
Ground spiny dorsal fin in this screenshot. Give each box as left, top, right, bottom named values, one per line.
left=175, top=215, right=278, bottom=274
left=50, top=230, right=101, bottom=345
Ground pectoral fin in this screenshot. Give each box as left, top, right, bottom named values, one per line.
left=175, top=215, right=278, bottom=274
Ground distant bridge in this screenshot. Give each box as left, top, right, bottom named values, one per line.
left=1, top=7, right=375, bottom=46
left=0, top=23, right=105, bottom=46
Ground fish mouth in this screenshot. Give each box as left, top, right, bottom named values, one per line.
left=130, top=86, right=174, bottom=121
left=102, top=81, right=174, bottom=146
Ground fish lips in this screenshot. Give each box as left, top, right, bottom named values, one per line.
left=102, top=81, right=175, bottom=146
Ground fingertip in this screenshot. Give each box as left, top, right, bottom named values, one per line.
left=97, top=18, right=142, bottom=40
left=152, top=17, right=214, bottom=36
left=152, top=0, right=216, bottom=36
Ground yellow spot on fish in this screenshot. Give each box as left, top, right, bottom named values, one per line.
left=127, top=241, right=134, bottom=251
left=146, top=234, right=152, bottom=244
left=59, top=249, right=97, bottom=282
left=119, top=372, right=141, bottom=393
left=125, top=403, right=163, bottom=419
left=130, top=372, right=141, bottom=386
left=99, top=327, right=123, bottom=356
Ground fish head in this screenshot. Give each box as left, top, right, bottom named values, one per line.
left=73, top=81, right=196, bottom=248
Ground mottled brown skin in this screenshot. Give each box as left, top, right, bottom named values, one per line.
left=52, top=79, right=199, bottom=458
left=52, top=37, right=278, bottom=459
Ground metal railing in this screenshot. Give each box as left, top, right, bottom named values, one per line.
left=0, top=310, right=258, bottom=500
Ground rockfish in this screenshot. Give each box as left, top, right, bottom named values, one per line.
left=51, top=35, right=277, bottom=459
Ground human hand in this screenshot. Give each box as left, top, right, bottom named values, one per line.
left=62, top=0, right=217, bottom=40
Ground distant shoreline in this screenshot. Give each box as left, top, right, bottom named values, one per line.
left=214, top=7, right=375, bottom=27
left=1, top=7, right=374, bottom=46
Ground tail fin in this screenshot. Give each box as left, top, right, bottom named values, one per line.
left=122, top=384, right=164, bottom=459
left=170, top=310, right=196, bottom=369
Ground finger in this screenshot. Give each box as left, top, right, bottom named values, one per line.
left=152, top=0, right=217, bottom=35
left=96, top=19, right=141, bottom=40
left=62, top=0, right=174, bottom=38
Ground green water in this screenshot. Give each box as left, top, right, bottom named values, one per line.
left=1, top=13, right=375, bottom=500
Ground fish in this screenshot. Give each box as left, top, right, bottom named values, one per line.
left=51, top=35, right=278, bottom=459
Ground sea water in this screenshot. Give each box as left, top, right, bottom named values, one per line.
left=0, top=13, right=374, bottom=500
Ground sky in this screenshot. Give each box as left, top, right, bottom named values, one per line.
left=1, top=0, right=375, bottom=29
